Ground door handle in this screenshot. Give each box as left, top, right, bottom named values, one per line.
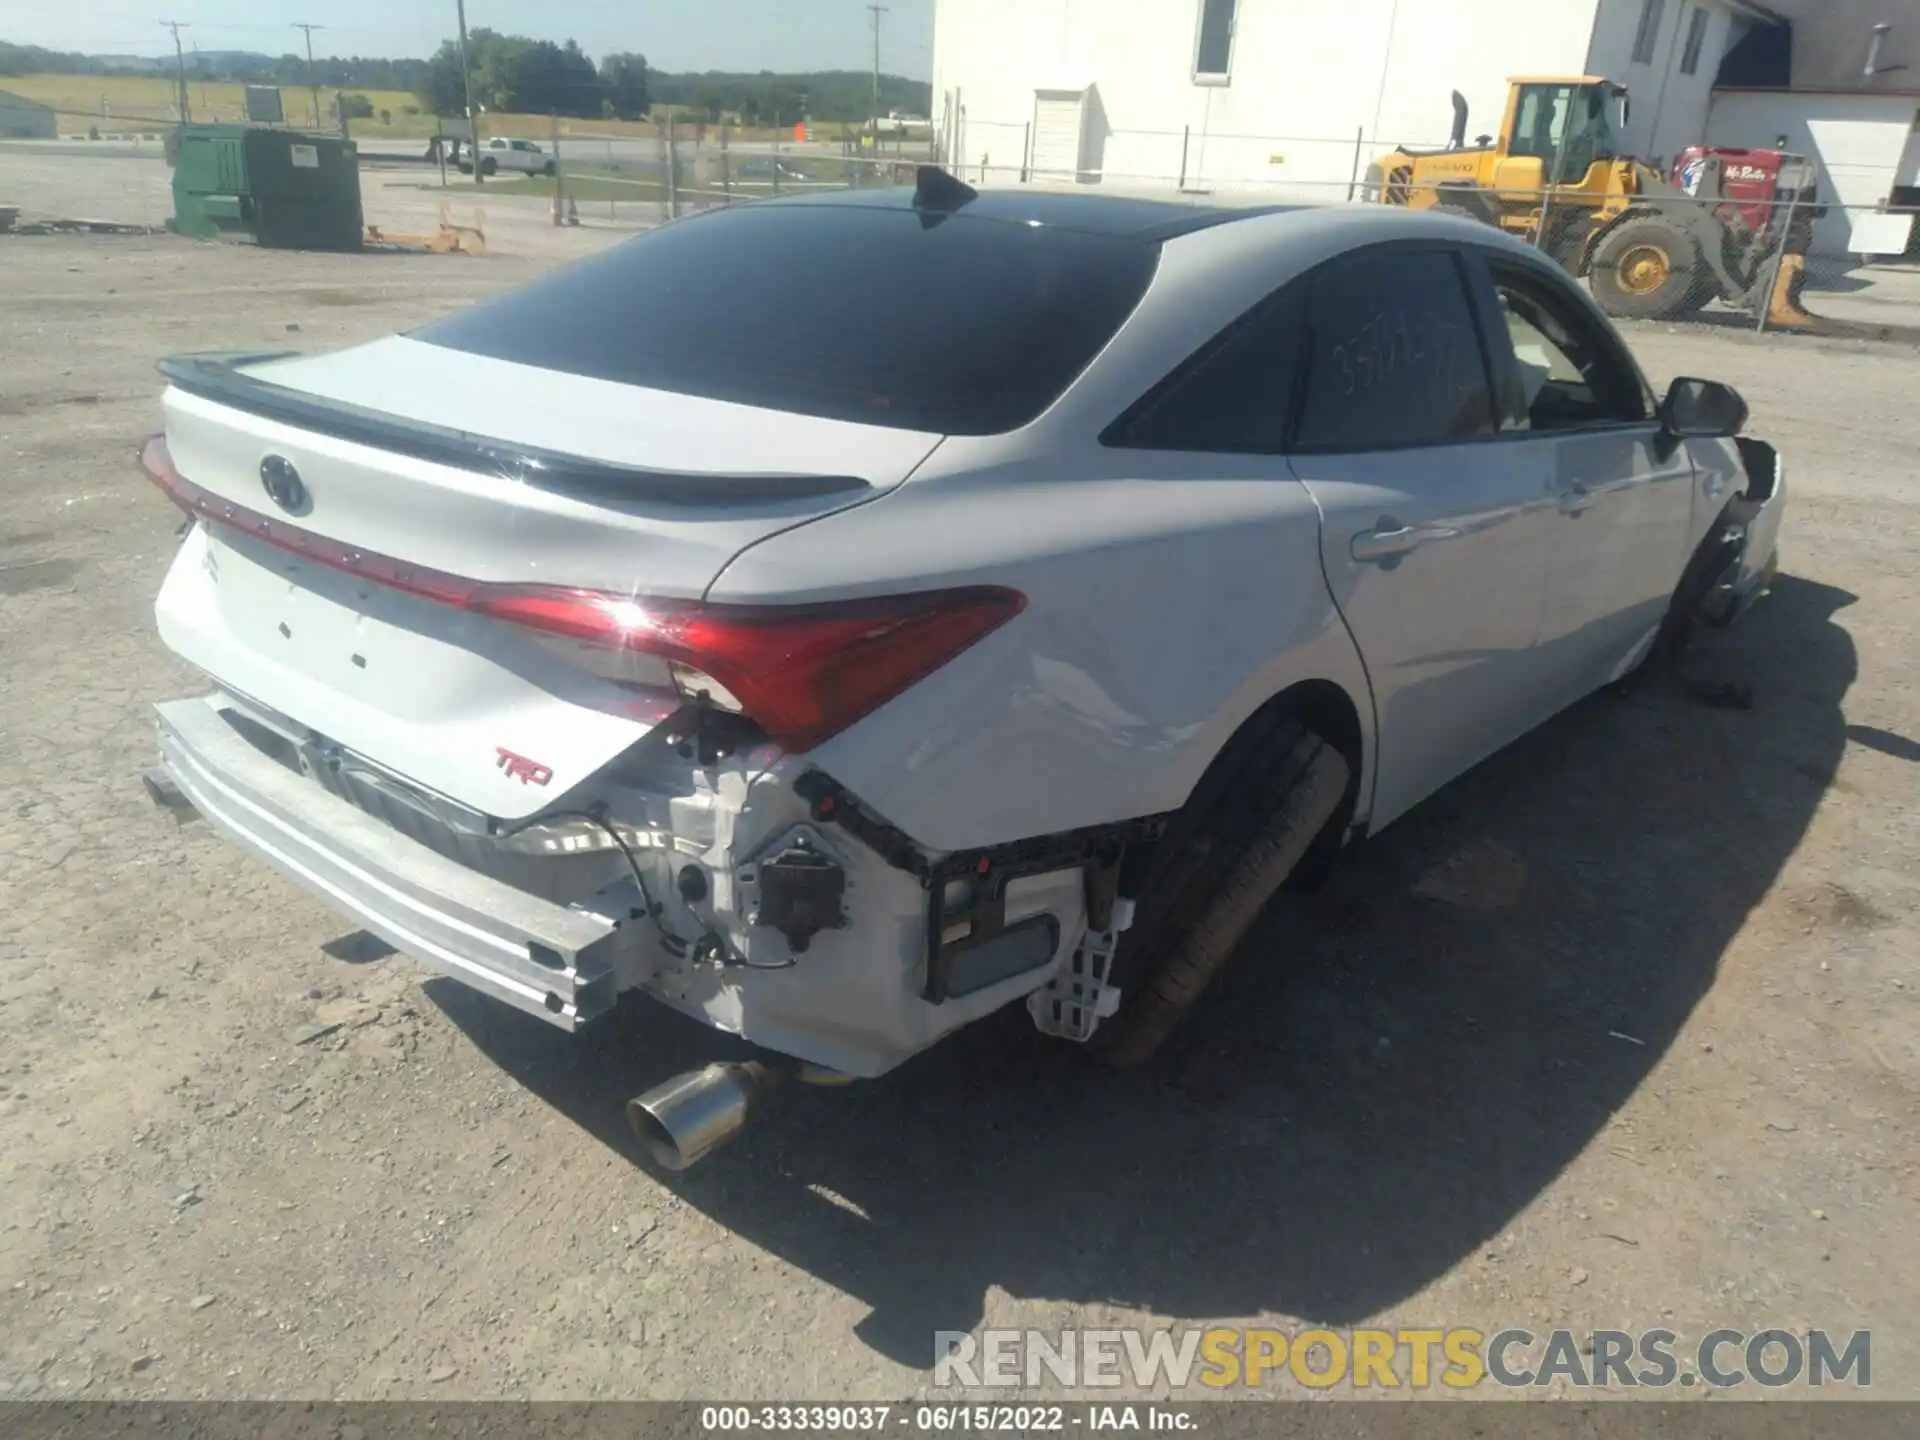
left=1351, top=521, right=1454, bottom=563
left=1559, top=482, right=1600, bottom=515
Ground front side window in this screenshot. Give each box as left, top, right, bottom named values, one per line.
left=1293, top=249, right=1495, bottom=453
left=1194, top=0, right=1238, bottom=81
left=1486, top=263, right=1647, bottom=431
left=1510, top=84, right=1620, bottom=184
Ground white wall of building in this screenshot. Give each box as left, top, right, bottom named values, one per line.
left=1588, top=0, right=1748, bottom=163
left=931, top=0, right=1740, bottom=197
left=1706, top=89, right=1920, bottom=255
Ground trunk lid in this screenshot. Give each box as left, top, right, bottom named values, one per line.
left=153, top=341, right=940, bottom=819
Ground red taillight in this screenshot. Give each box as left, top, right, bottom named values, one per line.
left=139, top=433, right=1024, bottom=752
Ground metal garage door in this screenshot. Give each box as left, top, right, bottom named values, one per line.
left=1030, top=90, right=1086, bottom=182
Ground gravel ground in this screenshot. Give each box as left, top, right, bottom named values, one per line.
left=0, top=223, right=1916, bottom=1404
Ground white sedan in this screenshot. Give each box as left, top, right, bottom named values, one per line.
left=138, top=173, right=1782, bottom=1168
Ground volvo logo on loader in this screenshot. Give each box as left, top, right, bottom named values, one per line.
left=258, top=454, right=308, bottom=514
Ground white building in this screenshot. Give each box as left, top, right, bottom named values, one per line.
left=931, top=0, right=1767, bottom=196
left=1705, top=0, right=1920, bottom=257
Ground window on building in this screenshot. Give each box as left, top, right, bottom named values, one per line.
left=1679, top=7, right=1711, bottom=75
left=1194, top=0, right=1238, bottom=82
left=1631, top=0, right=1667, bottom=65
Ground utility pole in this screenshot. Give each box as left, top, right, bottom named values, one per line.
left=867, top=5, right=888, bottom=153
left=161, top=20, right=190, bottom=125
left=455, top=0, right=482, bottom=186
left=292, top=23, right=325, bottom=130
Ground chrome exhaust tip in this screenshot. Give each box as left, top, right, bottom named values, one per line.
left=626, top=1061, right=780, bottom=1171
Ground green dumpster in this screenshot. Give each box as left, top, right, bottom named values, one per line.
left=169, top=125, right=364, bottom=251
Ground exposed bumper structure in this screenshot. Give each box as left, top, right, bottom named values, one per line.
left=153, top=696, right=651, bottom=1029
left=149, top=694, right=1089, bottom=1078
left=1703, top=439, right=1787, bottom=627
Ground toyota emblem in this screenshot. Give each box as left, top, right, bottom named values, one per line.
left=259, top=454, right=308, bottom=514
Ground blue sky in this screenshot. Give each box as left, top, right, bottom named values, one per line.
left=15, top=0, right=936, bottom=77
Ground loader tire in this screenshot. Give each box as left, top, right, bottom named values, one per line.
left=1098, top=725, right=1350, bottom=1069
left=1432, top=199, right=1492, bottom=227
left=1590, top=217, right=1711, bottom=320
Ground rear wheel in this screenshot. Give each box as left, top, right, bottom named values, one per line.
left=1097, top=721, right=1351, bottom=1068
left=543, top=160, right=557, bottom=177
left=1590, top=216, right=1713, bottom=319
left=480, top=156, right=498, bottom=177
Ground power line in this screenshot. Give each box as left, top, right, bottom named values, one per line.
left=455, top=0, right=482, bottom=188
left=867, top=4, right=889, bottom=140
left=292, top=22, right=325, bottom=129
left=160, top=20, right=190, bottom=124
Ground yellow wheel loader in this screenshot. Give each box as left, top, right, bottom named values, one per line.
left=1364, top=77, right=1868, bottom=336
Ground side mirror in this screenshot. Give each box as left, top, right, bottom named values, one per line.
left=1659, top=377, right=1748, bottom=438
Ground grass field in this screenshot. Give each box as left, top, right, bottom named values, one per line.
left=3, top=73, right=875, bottom=144
left=2, top=74, right=419, bottom=133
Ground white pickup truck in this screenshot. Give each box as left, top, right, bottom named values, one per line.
left=458, top=137, right=556, bottom=177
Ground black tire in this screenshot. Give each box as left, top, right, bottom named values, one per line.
left=480, top=156, right=497, bottom=177
left=455, top=161, right=472, bottom=174
left=1590, top=216, right=1713, bottom=320
left=543, top=160, right=557, bottom=177
left=1097, top=724, right=1351, bottom=1068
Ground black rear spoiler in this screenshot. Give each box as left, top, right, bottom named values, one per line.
left=157, top=352, right=872, bottom=507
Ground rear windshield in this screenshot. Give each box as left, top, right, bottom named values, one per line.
left=414, top=200, right=1160, bottom=435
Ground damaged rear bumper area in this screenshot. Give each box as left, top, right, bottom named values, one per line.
left=155, top=696, right=645, bottom=1027
left=149, top=694, right=1092, bottom=1078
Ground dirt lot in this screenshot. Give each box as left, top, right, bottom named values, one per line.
left=0, top=219, right=1917, bottom=1404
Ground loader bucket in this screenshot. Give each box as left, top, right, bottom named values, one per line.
left=1762, top=253, right=1822, bottom=331
left=1758, top=252, right=1920, bottom=343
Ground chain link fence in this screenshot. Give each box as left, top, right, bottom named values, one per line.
left=480, top=121, right=938, bottom=228
left=14, top=103, right=1913, bottom=337
left=918, top=117, right=1920, bottom=341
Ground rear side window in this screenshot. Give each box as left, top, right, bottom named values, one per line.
left=414, top=202, right=1160, bottom=435
left=1293, top=248, right=1495, bottom=453
left=1105, top=286, right=1304, bottom=453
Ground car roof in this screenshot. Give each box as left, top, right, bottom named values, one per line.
left=749, top=186, right=1306, bottom=240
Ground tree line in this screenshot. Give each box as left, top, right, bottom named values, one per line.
left=3, top=36, right=932, bottom=125
left=650, top=69, right=932, bottom=125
